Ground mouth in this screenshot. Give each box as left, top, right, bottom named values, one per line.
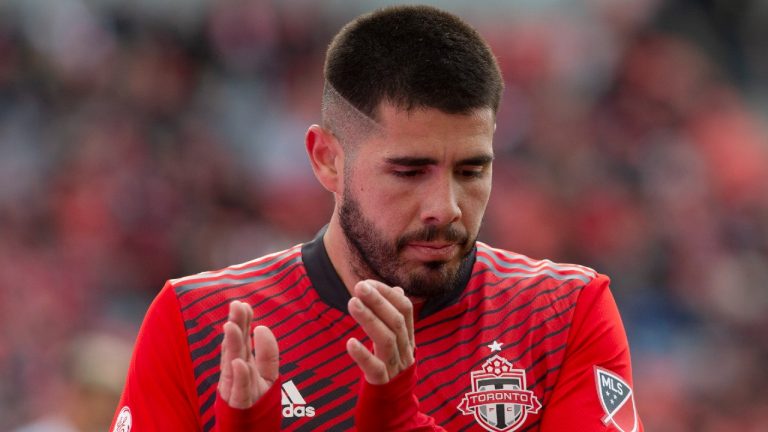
left=405, top=242, right=459, bottom=261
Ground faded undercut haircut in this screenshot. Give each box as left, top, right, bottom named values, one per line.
left=321, top=5, right=504, bottom=147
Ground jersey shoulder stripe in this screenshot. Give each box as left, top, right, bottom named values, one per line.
left=171, top=245, right=303, bottom=295
left=476, top=242, right=598, bottom=283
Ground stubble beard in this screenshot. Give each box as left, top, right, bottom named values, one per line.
left=338, top=188, right=475, bottom=300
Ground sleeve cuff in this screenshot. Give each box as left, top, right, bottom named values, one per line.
left=214, top=378, right=282, bottom=431
left=359, top=363, right=418, bottom=402
left=356, top=364, right=432, bottom=431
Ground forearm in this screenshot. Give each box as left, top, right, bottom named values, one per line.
left=355, top=364, right=446, bottom=432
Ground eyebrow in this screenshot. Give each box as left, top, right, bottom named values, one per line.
left=385, top=154, right=494, bottom=167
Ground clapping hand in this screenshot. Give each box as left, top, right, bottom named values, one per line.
left=346, top=280, right=416, bottom=384
left=218, top=300, right=280, bottom=408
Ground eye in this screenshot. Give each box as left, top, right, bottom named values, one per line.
left=392, top=169, right=425, bottom=178
left=458, top=166, right=485, bottom=179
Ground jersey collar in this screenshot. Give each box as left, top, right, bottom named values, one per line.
left=301, top=226, right=476, bottom=319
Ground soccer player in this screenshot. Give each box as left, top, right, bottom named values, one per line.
left=111, top=5, right=642, bottom=432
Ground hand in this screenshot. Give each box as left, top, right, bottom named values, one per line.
left=218, top=300, right=279, bottom=409
left=346, top=280, right=416, bottom=385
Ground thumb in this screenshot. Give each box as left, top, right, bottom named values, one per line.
left=253, top=325, right=279, bottom=384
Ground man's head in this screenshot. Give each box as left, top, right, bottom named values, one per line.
left=307, top=5, right=502, bottom=299
left=322, top=5, right=503, bottom=146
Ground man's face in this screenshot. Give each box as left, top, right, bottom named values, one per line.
left=338, top=103, right=495, bottom=299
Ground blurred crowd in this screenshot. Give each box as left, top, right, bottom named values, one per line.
left=0, top=0, right=766, bottom=430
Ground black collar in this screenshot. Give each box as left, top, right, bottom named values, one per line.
left=301, top=226, right=476, bottom=319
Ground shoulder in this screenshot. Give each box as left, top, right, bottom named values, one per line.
left=475, top=241, right=602, bottom=285
left=169, top=244, right=304, bottom=299
left=469, top=242, right=609, bottom=326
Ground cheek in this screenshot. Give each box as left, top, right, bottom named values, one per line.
left=350, top=176, right=410, bottom=224
left=354, top=170, right=415, bottom=207
left=461, top=182, right=492, bottom=225
left=369, top=191, right=427, bottom=241
left=371, top=191, right=418, bottom=227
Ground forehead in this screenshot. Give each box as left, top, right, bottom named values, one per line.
left=358, top=104, right=495, bottom=158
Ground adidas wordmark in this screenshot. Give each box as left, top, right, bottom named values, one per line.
left=281, top=380, right=316, bottom=418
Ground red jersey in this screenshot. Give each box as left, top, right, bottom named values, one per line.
left=112, top=230, right=642, bottom=431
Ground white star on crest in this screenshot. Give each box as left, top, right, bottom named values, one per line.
left=487, top=340, right=503, bottom=352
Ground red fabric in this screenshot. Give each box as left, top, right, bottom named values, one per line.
left=214, top=377, right=282, bottom=431
left=539, top=276, right=643, bottom=432
left=110, top=244, right=643, bottom=430
left=109, top=282, right=283, bottom=431
left=109, top=282, right=201, bottom=431
left=355, top=364, right=445, bottom=431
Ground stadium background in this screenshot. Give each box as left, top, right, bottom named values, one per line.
left=1, top=0, right=766, bottom=430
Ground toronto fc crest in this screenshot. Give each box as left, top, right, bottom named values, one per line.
left=458, top=355, right=541, bottom=432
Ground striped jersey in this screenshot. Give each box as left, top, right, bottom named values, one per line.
left=112, top=230, right=642, bottom=432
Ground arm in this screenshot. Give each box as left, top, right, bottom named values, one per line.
left=110, top=282, right=202, bottom=431
left=347, top=280, right=446, bottom=432
left=355, top=362, right=442, bottom=431
left=110, top=289, right=282, bottom=431
left=539, top=275, right=643, bottom=432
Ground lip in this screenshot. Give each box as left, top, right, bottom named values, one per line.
left=405, top=242, right=459, bottom=261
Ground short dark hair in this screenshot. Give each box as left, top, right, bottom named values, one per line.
left=323, top=5, right=503, bottom=122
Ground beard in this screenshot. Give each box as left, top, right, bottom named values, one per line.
left=338, top=189, right=475, bottom=299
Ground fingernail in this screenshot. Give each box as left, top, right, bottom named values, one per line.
left=358, top=282, right=371, bottom=295
left=350, top=297, right=363, bottom=312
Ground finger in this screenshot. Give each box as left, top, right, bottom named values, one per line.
left=226, top=319, right=247, bottom=360
left=354, top=281, right=411, bottom=366
left=231, top=301, right=256, bottom=362
left=244, top=302, right=254, bottom=360
left=346, top=337, right=388, bottom=385
left=348, top=296, right=399, bottom=374
left=218, top=323, right=235, bottom=400
left=229, top=358, right=253, bottom=409
left=219, top=320, right=248, bottom=400
left=369, top=282, right=415, bottom=356
left=253, top=325, right=279, bottom=384
left=230, top=301, right=251, bottom=345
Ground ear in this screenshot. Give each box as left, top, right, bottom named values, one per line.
left=305, top=124, right=342, bottom=194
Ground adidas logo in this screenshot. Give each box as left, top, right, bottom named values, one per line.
left=281, top=380, right=316, bottom=418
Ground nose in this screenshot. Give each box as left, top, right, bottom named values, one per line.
left=420, top=175, right=462, bottom=226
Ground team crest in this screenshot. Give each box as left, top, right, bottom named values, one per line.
left=113, top=406, right=131, bottom=432
left=595, top=366, right=639, bottom=432
left=458, top=355, right=541, bottom=432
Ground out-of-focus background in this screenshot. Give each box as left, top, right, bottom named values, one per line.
left=1, top=0, right=766, bottom=430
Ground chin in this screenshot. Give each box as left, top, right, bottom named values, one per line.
left=396, top=265, right=453, bottom=296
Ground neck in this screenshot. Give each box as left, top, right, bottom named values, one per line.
left=323, top=212, right=362, bottom=297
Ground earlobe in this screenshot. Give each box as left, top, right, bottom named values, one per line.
left=305, top=125, right=341, bottom=193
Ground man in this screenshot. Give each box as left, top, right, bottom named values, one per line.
left=112, top=5, right=642, bottom=432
